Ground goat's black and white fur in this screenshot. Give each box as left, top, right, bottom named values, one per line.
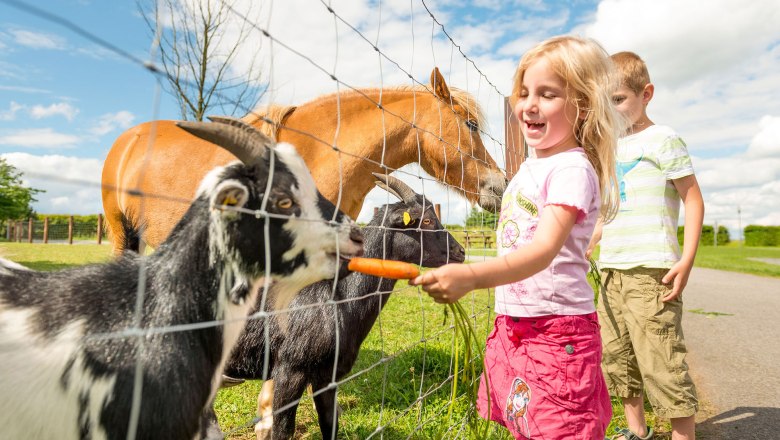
left=201, top=173, right=465, bottom=440
left=0, top=117, right=362, bottom=440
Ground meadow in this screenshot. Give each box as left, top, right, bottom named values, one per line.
left=1, top=240, right=778, bottom=438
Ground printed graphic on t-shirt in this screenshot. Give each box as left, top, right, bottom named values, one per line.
left=506, top=377, right=531, bottom=437
left=508, top=280, right=529, bottom=297
left=617, top=154, right=643, bottom=203
left=501, top=220, right=519, bottom=248
left=516, top=193, right=538, bottom=217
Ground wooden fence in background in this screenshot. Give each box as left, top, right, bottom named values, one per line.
left=6, top=214, right=107, bottom=245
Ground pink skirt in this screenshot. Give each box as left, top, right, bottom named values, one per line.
left=477, top=313, right=611, bottom=439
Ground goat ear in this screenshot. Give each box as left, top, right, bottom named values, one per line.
left=213, top=182, right=249, bottom=213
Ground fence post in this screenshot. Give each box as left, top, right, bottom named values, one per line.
left=504, top=96, right=525, bottom=180
left=97, top=213, right=103, bottom=245
left=15, top=221, right=21, bottom=242
left=435, top=204, right=441, bottom=221
left=6, top=222, right=10, bottom=241
left=68, top=215, right=74, bottom=245
left=27, top=218, right=33, bottom=243
left=43, top=217, right=49, bottom=244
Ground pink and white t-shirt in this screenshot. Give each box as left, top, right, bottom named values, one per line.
left=494, top=148, right=600, bottom=317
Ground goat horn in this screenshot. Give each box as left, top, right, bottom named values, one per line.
left=176, top=116, right=273, bottom=166
left=372, top=172, right=418, bottom=204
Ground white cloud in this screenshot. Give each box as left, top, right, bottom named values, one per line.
left=584, top=0, right=780, bottom=87
left=51, top=196, right=70, bottom=207
left=0, top=84, right=51, bottom=94
left=29, top=102, right=79, bottom=122
left=0, top=128, right=80, bottom=149
left=89, top=111, right=136, bottom=136
left=691, top=111, right=780, bottom=232
left=582, top=0, right=780, bottom=157
left=1, top=153, right=103, bottom=215
left=0, top=102, right=23, bottom=121
left=746, top=116, right=780, bottom=159
left=9, top=28, right=67, bottom=50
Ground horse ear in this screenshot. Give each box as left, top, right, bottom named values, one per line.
left=431, top=67, right=452, bottom=102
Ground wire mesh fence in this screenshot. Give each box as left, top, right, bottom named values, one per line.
left=5, top=215, right=108, bottom=244
left=0, top=1, right=525, bottom=439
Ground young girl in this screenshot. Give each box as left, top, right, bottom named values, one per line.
left=410, top=35, right=622, bottom=439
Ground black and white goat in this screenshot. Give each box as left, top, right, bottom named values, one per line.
left=201, top=173, right=466, bottom=440
left=0, top=117, right=363, bottom=440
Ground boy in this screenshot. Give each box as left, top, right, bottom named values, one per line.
left=587, top=51, right=705, bottom=440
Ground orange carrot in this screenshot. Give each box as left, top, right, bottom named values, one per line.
left=347, top=257, right=420, bottom=279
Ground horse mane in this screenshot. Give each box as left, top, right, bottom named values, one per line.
left=241, top=105, right=297, bottom=140
left=244, top=85, right=487, bottom=134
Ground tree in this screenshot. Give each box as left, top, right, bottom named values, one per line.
left=464, top=205, right=498, bottom=229
left=0, top=157, right=42, bottom=223
left=138, top=0, right=265, bottom=121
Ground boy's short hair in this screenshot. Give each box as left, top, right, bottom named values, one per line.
left=611, top=51, right=651, bottom=95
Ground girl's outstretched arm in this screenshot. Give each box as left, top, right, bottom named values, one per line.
left=410, top=204, right=579, bottom=303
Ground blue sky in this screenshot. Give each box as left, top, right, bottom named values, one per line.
left=1, top=0, right=779, bottom=235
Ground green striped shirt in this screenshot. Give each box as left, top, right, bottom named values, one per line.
left=599, top=125, right=694, bottom=269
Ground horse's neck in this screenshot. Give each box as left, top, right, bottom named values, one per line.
left=322, top=88, right=435, bottom=161
left=284, top=88, right=439, bottom=218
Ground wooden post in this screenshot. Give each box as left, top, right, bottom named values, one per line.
left=6, top=222, right=11, bottom=241
left=27, top=218, right=33, bottom=243
left=97, top=214, right=103, bottom=245
left=43, top=217, right=49, bottom=244
left=15, top=221, right=21, bottom=242
left=504, top=96, right=525, bottom=180
left=68, top=215, right=74, bottom=245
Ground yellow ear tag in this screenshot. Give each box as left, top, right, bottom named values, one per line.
left=403, top=211, right=411, bottom=225
left=223, top=195, right=238, bottom=206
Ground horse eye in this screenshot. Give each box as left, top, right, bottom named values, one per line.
left=277, top=198, right=293, bottom=209
left=465, top=119, right=478, bottom=132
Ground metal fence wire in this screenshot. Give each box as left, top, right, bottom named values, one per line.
left=0, top=0, right=525, bottom=439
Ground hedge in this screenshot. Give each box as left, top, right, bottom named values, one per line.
left=744, top=225, right=780, bottom=247
left=677, top=225, right=730, bottom=246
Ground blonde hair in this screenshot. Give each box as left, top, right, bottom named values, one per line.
left=511, top=35, right=622, bottom=222
left=611, top=51, right=651, bottom=95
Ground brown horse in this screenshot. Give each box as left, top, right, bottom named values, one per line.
left=101, top=67, right=506, bottom=254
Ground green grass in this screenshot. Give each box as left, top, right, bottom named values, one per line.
left=3, top=241, right=779, bottom=438
left=693, top=243, right=780, bottom=278
left=0, top=242, right=112, bottom=270
left=588, top=242, right=780, bottom=278
left=215, top=283, right=512, bottom=439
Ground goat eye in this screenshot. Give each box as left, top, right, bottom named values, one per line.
left=465, top=119, right=478, bottom=132
left=422, top=218, right=431, bottom=226
left=277, top=198, right=293, bottom=209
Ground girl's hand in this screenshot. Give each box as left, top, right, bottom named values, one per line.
left=409, top=263, right=476, bottom=304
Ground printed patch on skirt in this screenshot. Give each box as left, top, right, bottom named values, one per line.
left=506, top=377, right=531, bottom=436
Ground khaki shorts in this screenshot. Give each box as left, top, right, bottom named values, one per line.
left=597, top=267, right=698, bottom=419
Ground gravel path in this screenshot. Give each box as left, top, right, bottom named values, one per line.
left=683, top=267, right=780, bottom=439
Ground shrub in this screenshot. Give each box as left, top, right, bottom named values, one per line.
left=678, top=225, right=730, bottom=246
left=744, top=225, right=780, bottom=247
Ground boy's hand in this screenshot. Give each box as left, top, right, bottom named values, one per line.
left=409, top=263, right=475, bottom=304
left=661, top=261, right=692, bottom=302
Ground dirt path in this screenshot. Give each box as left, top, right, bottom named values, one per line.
left=683, top=267, right=780, bottom=439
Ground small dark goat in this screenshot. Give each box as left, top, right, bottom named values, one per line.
left=202, top=173, right=465, bottom=440
left=0, top=117, right=363, bottom=440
